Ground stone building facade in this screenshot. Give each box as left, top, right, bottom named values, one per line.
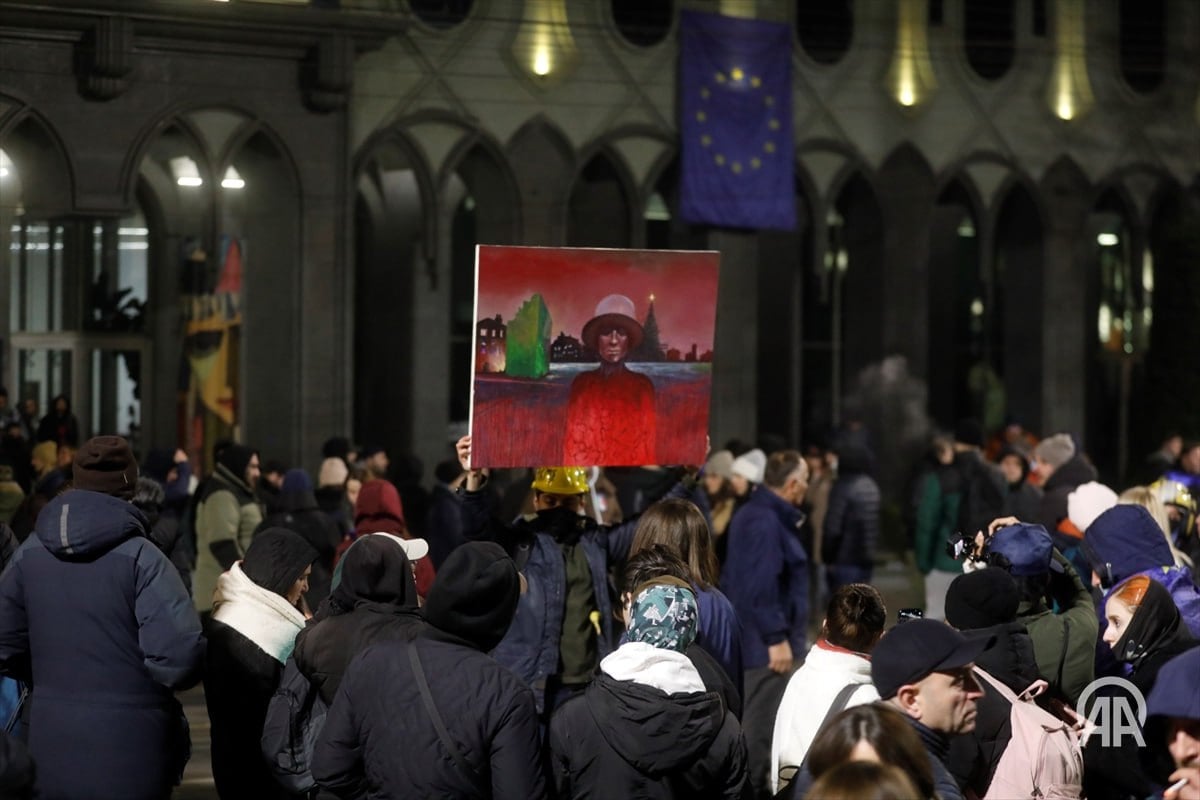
left=2, top=0, right=1198, bottom=485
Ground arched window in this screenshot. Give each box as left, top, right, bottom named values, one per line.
left=964, top=0, right=1016, bottom=80
left=795, top=0, right=852, bottom=65
left=612, top=0, right=673, bottom=47
left=568, top=153, right=633, bottom=248
left=409, top=0, right=473, bottom=29
left=1119, top=0, right=1165, bottom=93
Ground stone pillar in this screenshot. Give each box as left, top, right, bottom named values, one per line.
left=708, top=229, right=759, bottom=446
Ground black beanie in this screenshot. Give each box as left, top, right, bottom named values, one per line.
left=945, top=567, right=1021, bottom=630
left=242, top=528, right=319, bottom=597
left=423, top=542, right=519, bottom=652
left=73, top=436, right=138, bottom=500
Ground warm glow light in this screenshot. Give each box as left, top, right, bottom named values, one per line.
left=221, top=166, right=245, bottom=190
left=177, top=177, right=203, bottom=187
left=170, top=156, right=203, bottom=188
left=887, top=0, right=937, bottom=109
left=1047, top=0, right=1093, bottom=121
left=532, top=48, right=551, bottom=76
left=514, top=0, right=577, bottom=82
left=0, top=168, right=8, bottom=178
left=1097, top=232, right=1119, bottom=246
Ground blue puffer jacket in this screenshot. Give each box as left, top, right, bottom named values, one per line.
left=720, top=487, right=809, bottom=670
left=0, top=490, right=205, bottom=800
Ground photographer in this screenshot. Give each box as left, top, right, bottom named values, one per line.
left=957, top=517, right=1098, bottom=705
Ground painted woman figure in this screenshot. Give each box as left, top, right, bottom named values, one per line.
left=563, top=294, right=656, bottom=466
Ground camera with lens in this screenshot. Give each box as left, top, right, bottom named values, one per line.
left=945, top=531, right=978, bottom=562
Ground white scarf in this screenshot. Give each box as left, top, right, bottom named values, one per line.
left=600, top=642, right=707, bottom=695
left=212, top=562, right=306, bottom=663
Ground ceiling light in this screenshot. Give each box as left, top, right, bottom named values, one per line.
left=221, top=166, right=245, bottom=190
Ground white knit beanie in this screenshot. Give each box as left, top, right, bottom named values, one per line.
left=1068, top=481, right=1118, bottom=533
left=731, top=449, right=766, bottom=484
left=318, top=457, right=349, bottom=488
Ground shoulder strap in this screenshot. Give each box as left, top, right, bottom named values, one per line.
left=408, top=644, right=481, bottom=781
left=791, top=682, right=863, bottom=776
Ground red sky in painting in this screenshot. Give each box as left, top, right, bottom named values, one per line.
left=475, top=246, right=720, bottom=353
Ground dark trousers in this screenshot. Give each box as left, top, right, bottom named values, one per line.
left=743, top=666, right=790, bottom=799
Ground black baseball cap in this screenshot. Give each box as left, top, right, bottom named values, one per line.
left=871, top=619, right=996, bottom=699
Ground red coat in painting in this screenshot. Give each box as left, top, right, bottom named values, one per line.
left=563, top=365, right=656, bottom=466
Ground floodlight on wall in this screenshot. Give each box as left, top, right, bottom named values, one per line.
left=170, top=156, right=203, bottom=187
left=886, top=0, right=937, bottom=109
left=221, top=166, right=245, bottom=190
left=512, top=0, right=578, bottom=82
left=1047, top=0, right=1094, bottom=121
left=1097, top=232, right=1119, bottom=246
left=0, top=148, right=11, bottom=179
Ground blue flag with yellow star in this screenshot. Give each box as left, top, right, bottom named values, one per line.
left=679, top=10, right=794, bottom=230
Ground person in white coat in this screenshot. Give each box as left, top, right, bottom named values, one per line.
left=769, top=583, right=886, bottom=794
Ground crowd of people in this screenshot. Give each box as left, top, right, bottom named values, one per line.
left=0, top=386, right=1198, bottom=799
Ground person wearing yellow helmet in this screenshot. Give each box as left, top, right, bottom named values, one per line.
left=454, top=435, right=708, bottom=720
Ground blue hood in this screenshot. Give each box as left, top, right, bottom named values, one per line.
left=1141, top=647, right=1200, bottom=783
left=1082, top=504, right=1173, bottom=586
left=35, top=490, right=150, bottom=557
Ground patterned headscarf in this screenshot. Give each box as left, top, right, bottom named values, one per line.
left=627, top=583, right=699, bottom=652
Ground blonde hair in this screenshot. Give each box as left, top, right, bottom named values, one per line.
left=1119, top=486, right=1192, bottom=568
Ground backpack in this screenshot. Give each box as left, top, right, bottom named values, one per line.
left=975, top=667, right=1084, bottom=800
left=261, top=657, right=328, bottom=794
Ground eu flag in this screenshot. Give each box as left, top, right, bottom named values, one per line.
left=679, top=11, right=794, bottom=230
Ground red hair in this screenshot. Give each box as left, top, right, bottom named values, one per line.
left=1112, top=575, right=1152, bottom=610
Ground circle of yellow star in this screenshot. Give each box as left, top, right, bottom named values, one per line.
left=696, top=111, right=706, bottom=122
left=715, top=154, right=725, bottom=165
left=764, top=141, right=776, bottom=154
left=765, top=95, right=775, bottom=106
left=751, top=76, right=762, bottom=88
left=731, top=162, right=743, bottom=174
left=715, top=72, right=726, bottom=83
left=701, top=134, right=712, bottom=147
left=768, top=118, right=780, bottom=130
left=751, top=158, right=762, bottom=169
left=731, top=68, right=744, bottom=81
left=700, top=87, right=710, bottom=100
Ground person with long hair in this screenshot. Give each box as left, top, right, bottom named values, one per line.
left=804, top=760, right=921, bottom=800
left=630, top=498, right=742, bottom=691
left=802, top=704, right=936, bottom=800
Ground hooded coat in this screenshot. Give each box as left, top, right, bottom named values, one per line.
left=549, top=645, right=748, bottom=799
left=0, top=490, right=204, bottom=800
left=354, top=480, right=435, bottom=599
left=205, top=529, right=316, bottom=800
left=312, top=542, right=544, bottom=799
left=260, top=469, right=344, bottom=610
left=1084, top=504, right=1200, bottom=639
left=1085, top=580, right=1198, bottom=800
left=293, top=534, right=425, bottom=705
left=1140, top=647, right=1200, bottom=786
left=822, top=447, right=881, bottom=568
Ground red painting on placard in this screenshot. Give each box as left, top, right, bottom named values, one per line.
left=469, top=245, right=720, bottom=469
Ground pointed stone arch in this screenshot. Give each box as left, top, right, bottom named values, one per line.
left=993, top=180, right=1045, bottom=431
left=507, top=116, right=577, bottom=244
left=0, top=107, right=75, bottom=217
left=567, top=147, right=637, bottom=248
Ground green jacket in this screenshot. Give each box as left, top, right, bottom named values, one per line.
left=914, top=471, right=962, bottom=574
left=1017, top=549, right=1098, bottom=706
left=193, top=465, right=262, bottom=613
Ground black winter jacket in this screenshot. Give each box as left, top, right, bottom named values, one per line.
left=206, top=619, right=293, bottom=800
left=312, top=631, right=545, bottom=799
left=947, top=622, right=1042, bottom=797
left=549, top=672, right=748, bottom=800
left=260, top=493, right=344, bottom=611
left=822, top=473, right=881, bottom=567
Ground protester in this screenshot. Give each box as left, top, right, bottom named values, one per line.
left=981, top=520, right=1098, bottom=704
left=549, top=580, right=748, bottom=799
left=353, top=478, right=435, bottom=599
left=872, top=618, right=993, bottom=800
left=621, top=546, right=743, bottom=717
left=0, top=436, right=204, bottom=799
left=800, top=704, right=936, bottom=800
left=702, top=449, right=737, bottom=538
left=721, top=449, right=810, bottom=798
left=942, top=567, right=1045, bottom=797
left=312, top=542, right=544, bottom=799
left=1033, top=432, right=1096, bottom=577
left=729, top=448, right=765, bottom=500
left=822, top=443, right=881, bottom=590
left=1085, top=576, right=1199, bottom=800
left=34, top=394, right=79, bottom=448
left=629, top=497, right=742, bottom=693
left=770, top=583, right=886, bottom=794
left=997, top=446, right=1042, bottom=521
left=293, top=533, right=427, bottom=704
left=803, top=760, right=921, bottom=800
left=194, top=443, right=263, bottom=616
left=206, top=528, right=318, bottom=800
left=913, top=434, right=963, bottom=620
left=259, top=467, right=344, bottom=610
left=455, top=435, right=700, bottom=717
left=1140, top=648, right=1200, bottom=800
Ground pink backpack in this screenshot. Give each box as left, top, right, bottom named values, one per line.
left=975, top=667, right=1084, bottom=800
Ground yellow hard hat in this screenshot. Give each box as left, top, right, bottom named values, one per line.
left=531, top=467, right=589, bottom=496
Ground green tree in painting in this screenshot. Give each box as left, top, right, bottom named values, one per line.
left=506, top=293, right=552, bottom=378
